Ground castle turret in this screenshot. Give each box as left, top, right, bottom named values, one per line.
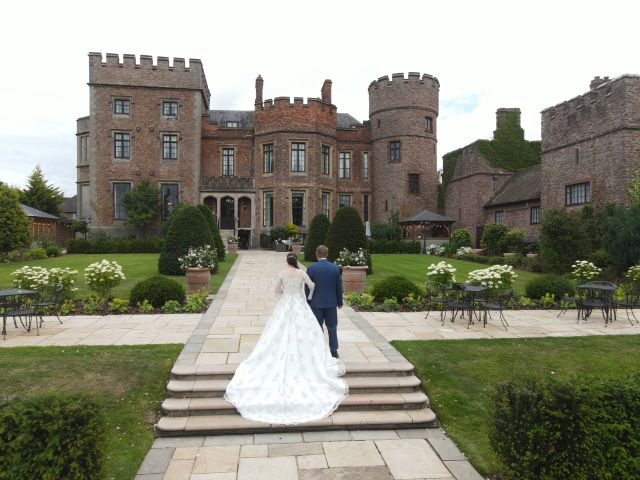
left=368, top=72, right=439, bottom=222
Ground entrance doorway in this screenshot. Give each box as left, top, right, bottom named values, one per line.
left=220, top=197, right=235, bottom=230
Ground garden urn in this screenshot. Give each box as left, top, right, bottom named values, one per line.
left=292, top=243, right=303, bottom=255
left=186, top=267, right=211, bottom=294
left=227, top=243, right=238, bottom=254
left=342, top=266, right=368, bottom=294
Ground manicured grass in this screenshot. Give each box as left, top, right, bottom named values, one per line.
left=0, top=253, right=237, bottom=298
left=366, top=254, right=540, bottom=295
left=0, top=345, right=182, bottom=480
left=394, top=335, right=640, bottom=476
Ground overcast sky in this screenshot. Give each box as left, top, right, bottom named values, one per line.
left=1, top=0, right=637, bottom=196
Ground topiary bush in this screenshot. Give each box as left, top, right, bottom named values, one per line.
left=129, top=275, right=186, bottom=308
left=501, top=228, right=525, bottom=255
left=524, top=275, right=575, bottom=300
left=326, top=206, right=367, bottom=262
left=480, top=223, right=508, bottom=256
left=371, top=275, right=422, bottom=303
left=305, top=214, right=331, bottom=262
left=539, top=208, right=591, bottom=274
left=0, top=393, right=105, bottom=480
left=451, top=228, right=472, bottom=250
left=159, top=205, right=214, bottom=275
left=196, top=204, right=225, bottom=261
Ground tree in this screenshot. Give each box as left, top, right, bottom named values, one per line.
left=20, top=165, right=64, bottom=216
left=196, top=204, right=225, bottom=261
left=121, top=180, right=160, bottom=238
left=325, top=206, right=369, bottom=271
left=159, top=205, right=214, bottom=275
left=600, top=204, right=640, bottom=274
left=539, top=208, right=590, bottom=273
left=0, top=183, right=31, bottom=253
left=304, top=214, right=330, bottom=262
left=627, top=169, right=640, bottom=206
left=480, top=223, right=508, bottom=256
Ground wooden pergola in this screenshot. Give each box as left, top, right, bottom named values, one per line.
left=398, top=209, right=455, bottom=245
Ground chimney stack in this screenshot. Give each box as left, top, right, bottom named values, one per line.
left=590, top=76, right=610, bottom=90
left=255, top=75, right=264, bottom=105
left=321, top=79, right=332, bottom=104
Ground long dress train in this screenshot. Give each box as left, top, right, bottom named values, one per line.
left=224, top=270, right=348, bottom=424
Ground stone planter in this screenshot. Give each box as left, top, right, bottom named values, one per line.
left=185, top=267, right=211, bottom=294
left=526, top=253, right=538, bottom=258
left=292, top=243, right=303, bottom=255
left=503, top=252, right=516, bottom=257
left=342, top=265, right=368, bottom=294
left=227, top=243, right=238, bottom=254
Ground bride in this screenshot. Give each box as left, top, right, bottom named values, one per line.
left=224, top=253, right=348, bottom=424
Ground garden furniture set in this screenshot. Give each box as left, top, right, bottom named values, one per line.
left=0, top=283, right=63, bottom=340
left=575, top=281, right=639, bottom=326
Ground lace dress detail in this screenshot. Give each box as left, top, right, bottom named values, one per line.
left=224, top=271, right=348, bottom=424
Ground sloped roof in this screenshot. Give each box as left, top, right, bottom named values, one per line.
left=21, top=204, right=59, bottom=220
left=337, top=113, right=362, bottom=129
left=485, top=165, right=541, bottom=207
left=399, top=209, right=455, bottom=224
left=61, top=195, right=77, bottom=213
left=208, top=110, right=255, bottom=128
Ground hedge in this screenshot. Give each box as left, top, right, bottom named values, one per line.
left=524, top=275, right=575, bottom=299
left=371, top=275, right=422, bottom=303
left=492, top=376, right=640, bottom=479
left=67, top=237, right=164, bottom=254
left=367, top=240, right=421, bottom=254
left=129, top=275, right=186, bottom=308
left=0, top=393, right=105, bottom=480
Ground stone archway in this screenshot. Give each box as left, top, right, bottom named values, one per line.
left=238, top=197, right=252, bottom=228
left=203, top=196, right=218, bottom=217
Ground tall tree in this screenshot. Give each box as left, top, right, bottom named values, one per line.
left=20, top=165, right=64, bottom=216
left=627, top=169, right=640, bottom=206
left=121, top=180, right=161, bottom=238
left=0, top=183, right=31, bottom=253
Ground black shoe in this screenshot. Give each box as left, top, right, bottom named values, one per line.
left=331, top=351, right=339, bottom=359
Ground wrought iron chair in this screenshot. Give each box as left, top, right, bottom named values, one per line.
left=3, top=291, right=40, bottom=337
left=445, top=283, right=475, bottom=326
left=34, top=283, right=63, bottom=327
left=555, top=280, right=578, bottom=317
left=480, top=289, right=512, bottom=330
left=424, top=281, right=452, bottom=325
left=611, top=285, right=640, bottom=326
left=577, top=282, right=617, bottom=325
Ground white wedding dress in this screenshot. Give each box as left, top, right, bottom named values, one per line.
left=224, top=268, right=348, bottom=424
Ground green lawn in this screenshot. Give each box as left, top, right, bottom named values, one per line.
left=0, top=253, right=237, bottom=298
left=0, top=345, right=182, bottom=480
left=366, top=254, right=540, bottom=295
left=394, top=335, right=640, bottom=476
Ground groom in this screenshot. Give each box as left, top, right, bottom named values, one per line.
left=306, top=245, right=343, bottom=358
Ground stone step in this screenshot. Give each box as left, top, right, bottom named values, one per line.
left=162, top=391, right=429, bottom=416
left=155, top=407, right=437, bottom=436
left=171, top=362, right=415, bottom=381
left=166, top=375, right=422, bottom=398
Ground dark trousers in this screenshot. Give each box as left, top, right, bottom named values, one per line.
left=311, top=306, right=339, bottom=353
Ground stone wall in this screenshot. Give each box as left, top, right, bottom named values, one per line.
left=484, top=201, right=541, bottom=243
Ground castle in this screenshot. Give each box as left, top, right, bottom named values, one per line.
left=76, top=53, right=440, bottom=246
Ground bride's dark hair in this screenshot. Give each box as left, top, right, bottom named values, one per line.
left=286, top=253, right=299, bottom=269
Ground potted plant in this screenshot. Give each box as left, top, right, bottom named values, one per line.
left=291, top=234, right=303, bottom=254
left=179, top=245, right=217, bottom=294
left=227, top=236, right=239, bottom=254
left=334, top=247, right=369, bottom=294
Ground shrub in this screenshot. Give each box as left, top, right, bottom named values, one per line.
left=304, top=214, right=331, bottom=262
left=82, top=297, right=102, bottom=314
left=178, top=245, right=217, bottom=272
left=450, top=228, right=472, bottom=250
left=370, top=223, right=400, bottom=241
left=183, top=291, right=207, bottom=313
left=45, top=245, right=61, bottom=257
left=491, top=376, right=640, bottom=480
left=11, top=266, right=79, bottom=300
left=59, top=299, right=77, bottom=315
left=403, top=292, right=423, bottom=310
left=380, top=297, right=401, bottom=312
left=344, top=293, right=375, bottom=310
left=66, top=237, right=164, bottom=254
left=587, top=248, right=612, bottom=269
left=601, top=204, right=640, bottom=274
left=467, top=264, right=517, bottom=295
left=159, top=205, right=214, bottom=275
left=196, top=204, right=225, bottom=261
left=269, top=225, right=288, bottom=242
left=480, top=223, right=508, bottom=256
left=501, top=228, right=525, bottom=255
left=0, top=183, right=31, bottom=254
left=539, top=208, right=591, bottom=273
left=84, top=260, right=125, bottom=301
left=162, top=300, right=182, bottom=313
left=371, top=276, right=421, bottom=303
left=129, top=275, right=186, bottom=308
left=0, top=393, right=105, bottom=479
left=26, top=247, right=47, bottom=260
left=571, top=260, right=601, bottom=284
left=136, top=299, right=154, bottom=313
left=107, top=298, right=129, bottom=313
left=426, top=261, right=457, bottom=285
left=326, top=206, right=367, bottom=262
left=524, top=275, right=575, bottom=299
left=367, top=240, right=421, bottom=254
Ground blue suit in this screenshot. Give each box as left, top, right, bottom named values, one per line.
left=306, top=258, right=343, bottom=354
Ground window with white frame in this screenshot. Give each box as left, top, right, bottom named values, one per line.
left=291, top=142, right=305, bottom=172
left=162, top=134, right=178, bottom=160
left=339, top=152, right=351, bottom=179
left=113, top=98, right=130, bottom=115
left=565, top=182, right=591, bottom=206
left=225, top=121, right=239, bottom=128
left=161, top=183, right=179, bottom=220
left=163, top=100, right=178, bottom=117
left=363, top=152, right=369, bottom=179
left=495, top=211, right=505, bottom=225
left=263, top=143, right=274, bottom=173
left=263, top=191, right=274, bottom=227
left=113, top=182, right=131, bottom=220
left=291, top=191, right=305, bottom=226
left=321, top=145, right=330, bottom=175
left=114, top=132, right=130, bottom=159
left=222, top=148, right=234, bottom=176
left=322, top=192, right=330, bottom=218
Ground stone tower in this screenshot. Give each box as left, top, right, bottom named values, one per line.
left=368, top=72, right=439, bottom=223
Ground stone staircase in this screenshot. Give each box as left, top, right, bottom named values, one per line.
left=156, top=362, right=437, bottom=436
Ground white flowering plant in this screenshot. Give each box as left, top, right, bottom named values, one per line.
left=624, top=264, right=640, bottom=287
left=426, top=261, right=456, bottom=285
left=425, top=244, right=445, bottom=256
left=455, top=246, right=473, bottom=257
left=334, top=248, right=368, bottom=267
left=571, top=260, right=601, bottom=285
left=179, top=245, right=217, bottom=271
left=84, top=260, right=125, bottom=300
left=467, top=264, right=517, bottom=295
left=11, top=266, right=79, bottom=300
left=227, top=236, right=240, bottom=244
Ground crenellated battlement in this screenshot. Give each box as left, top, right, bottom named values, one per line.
left=257, top=96, right=336, bottom=111
left=368, top=72, right=439, bottom=91
left=88, top=52, right=210, bottom=107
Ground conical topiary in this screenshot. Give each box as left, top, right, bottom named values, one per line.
left=304, top=214, right=331, bottom=262
left=159, top=205, right=214, bottom=275
left=196, top=204, right=226, bottom=261
left=325, top=206, right=367, bottom=262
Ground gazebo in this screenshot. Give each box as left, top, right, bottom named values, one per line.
left=398, top=209, right=455, bottom=250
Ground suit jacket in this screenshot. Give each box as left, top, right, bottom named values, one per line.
left=306, top=259, right=343, bottom=308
